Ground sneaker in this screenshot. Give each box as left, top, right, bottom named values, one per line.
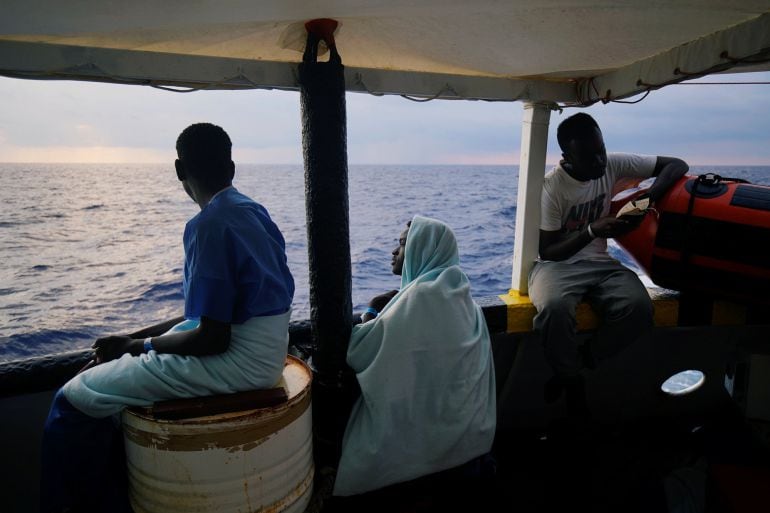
left=579, top=341, right=597, bottom=370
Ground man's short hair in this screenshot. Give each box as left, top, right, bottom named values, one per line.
left=557, top=113, right=600, bottom=153
left=176, top=123, right=232, bottom=186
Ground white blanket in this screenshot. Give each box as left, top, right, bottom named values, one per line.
left=63, top=311, right=290, bottom=418
left=334, top=215, right=496, bottom=496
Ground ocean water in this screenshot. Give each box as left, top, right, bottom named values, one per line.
left=1, top=164, right=768, bottom=361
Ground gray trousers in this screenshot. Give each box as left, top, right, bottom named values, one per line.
left=528, top=259, right=653, bottom=378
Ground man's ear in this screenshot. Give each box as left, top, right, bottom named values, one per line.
left=175, top=159, right=185, bottom=181
left=227, top=160, right=235, bottom=182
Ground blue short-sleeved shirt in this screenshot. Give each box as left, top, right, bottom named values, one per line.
left=182, top=187, right=294, bottom=323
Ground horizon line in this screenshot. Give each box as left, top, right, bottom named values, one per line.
left=2, top=161, right=770, bottom=167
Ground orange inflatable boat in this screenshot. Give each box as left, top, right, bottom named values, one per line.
left=611, top=174, right=770, bottom=304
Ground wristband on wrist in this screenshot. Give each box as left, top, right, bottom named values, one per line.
left=587, top=223, right=596, bottom=239
left=360, top=306, right=379, bottom=323
left=143, top=337, right=154, bottom=353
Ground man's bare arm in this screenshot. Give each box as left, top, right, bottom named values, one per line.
left=93, top=316, right=230, bottom=363
left=126, top=316, right=186, bottom=339
left=538, top=227, right=594, bottom=262
left=648, top=156, right=689, bottom=202
left=539, top=215, right=642, bottom=262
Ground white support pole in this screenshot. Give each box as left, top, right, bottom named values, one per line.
left=510, top=102, right=552, bottom=295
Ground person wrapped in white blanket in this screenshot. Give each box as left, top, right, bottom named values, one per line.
left=40, top=123, right=294, bottom=513
left=333, top=215, right=496, bottom=497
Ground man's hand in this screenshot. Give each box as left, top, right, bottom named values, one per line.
left=589, top=215, right=643, bottom=239
left=92, top=335, right=142, bottom=364
left=369, top=290, right=398, bottom=312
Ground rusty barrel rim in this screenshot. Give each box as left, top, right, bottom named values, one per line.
left=122, top=355, right=312, bottom=450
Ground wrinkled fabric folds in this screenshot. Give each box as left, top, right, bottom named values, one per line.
left=63, top=312, right=289, bottom=418
left=333, top=215, right=496, bottom=496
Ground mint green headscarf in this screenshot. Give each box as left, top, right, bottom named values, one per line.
left=333, top=215, right=496, bottom=496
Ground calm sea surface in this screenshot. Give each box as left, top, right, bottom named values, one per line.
left=1, top=164, right=768, bottom=361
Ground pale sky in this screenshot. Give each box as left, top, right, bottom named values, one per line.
left=0, top=71, right=768, bottom=166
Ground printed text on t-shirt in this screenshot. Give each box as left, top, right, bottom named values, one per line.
left=565, top=193, right=605, bottom=231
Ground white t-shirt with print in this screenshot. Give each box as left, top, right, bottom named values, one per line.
left=539, top=153, right=657, bottom=264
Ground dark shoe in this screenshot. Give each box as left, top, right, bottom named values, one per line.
left=565, top=375, right=590, bottom=419
left=544, top=375, right=566, bottom=403
left=544, top=374, right=587, bottom=405
left=579, top=341, right=597, bottom=370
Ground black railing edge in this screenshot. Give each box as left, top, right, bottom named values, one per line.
left=0, top=297, right=508, bottom=399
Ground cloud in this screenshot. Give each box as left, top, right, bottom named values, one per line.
left=0, top=78, right=302, bottom=153
left=235, top=145, right=303, bottom=164
left=560, top=72, right=770, bottom=164
left=346, top=93, right=523, bottom=164
left=0, top=144, right=172, bottom=163
left=436, top=151, right=518, bottom=165
left=1, top=72, right=769, bottom=165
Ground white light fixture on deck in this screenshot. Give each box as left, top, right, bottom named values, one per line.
left=661, top=370, right=706, bottom=396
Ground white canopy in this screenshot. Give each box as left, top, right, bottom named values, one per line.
left=1, top=1, right=769, bottom=103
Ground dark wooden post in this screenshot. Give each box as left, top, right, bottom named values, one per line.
left=298, top=19, right=355, bottom=470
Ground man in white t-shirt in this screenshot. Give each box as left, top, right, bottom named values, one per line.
left=528, top=113, right=688, bottom=415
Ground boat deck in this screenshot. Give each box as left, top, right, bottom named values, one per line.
left=4, top=319, right=769, bottom=512
left=318, top=391, right=770, bottom=513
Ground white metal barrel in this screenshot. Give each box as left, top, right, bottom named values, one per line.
left=121, top=355, right=313, bottom=513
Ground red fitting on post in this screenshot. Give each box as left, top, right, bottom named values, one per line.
left=305, top=18, right=339, bottom=51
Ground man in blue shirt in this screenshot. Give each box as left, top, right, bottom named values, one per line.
left=41, top=123, right=295, bottom=512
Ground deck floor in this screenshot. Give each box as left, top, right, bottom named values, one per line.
left=317, top=394, right=770, bottom=513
